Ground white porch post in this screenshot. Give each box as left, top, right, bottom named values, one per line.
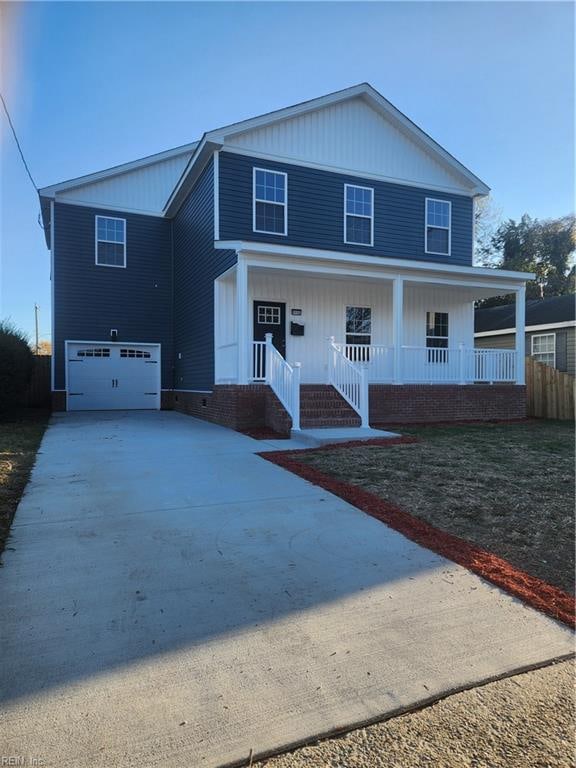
left=515, top=286, right=526, bottom=385
left=236, top=257, right=249, bottom=384
left=392, top=277, right=404, bottom=384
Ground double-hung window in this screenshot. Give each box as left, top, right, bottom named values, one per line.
left=425, top=199, right=451, bottom=256
left=426, top=311, right=449, bottom=363
left=253, top=168, right=287, bottom=235
left=346, top=306, right=372, bottom=362
left=531, top=333, right=555, bottom=367
left=344, top=184, right=373, bottom=246
left=96, top=216, right=126, bottom=267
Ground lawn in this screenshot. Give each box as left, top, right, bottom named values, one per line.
left=295, top=421, right=575, bottom=595
left=0, top=409, right=50, bottom=556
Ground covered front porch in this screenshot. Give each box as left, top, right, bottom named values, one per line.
left=214, top=244, right=528, bottom=429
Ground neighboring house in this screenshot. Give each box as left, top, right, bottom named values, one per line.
left=39, top=83, right=533, bottom=431
left=475, top=295, right=575, bottom=376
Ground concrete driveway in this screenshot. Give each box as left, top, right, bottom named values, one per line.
left=1, top=412, right=572, bottom=768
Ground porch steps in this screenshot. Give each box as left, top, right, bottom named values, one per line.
left=299, top=385, right=362, bottom=429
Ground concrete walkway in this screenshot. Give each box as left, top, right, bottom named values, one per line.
left=1, top=412, right=572, bottom=768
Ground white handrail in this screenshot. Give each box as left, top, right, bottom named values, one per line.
left=333, top=343, right=394, bottom=383
left=262, top=334, right=301, bottom=431
left=328, top=337, right=369, bottom=427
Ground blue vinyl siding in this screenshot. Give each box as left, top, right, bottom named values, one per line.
left=219, top=151, right=473, bottom=266
left=53, top=202, right=173, bottom=389
left=173, top=158, right=236, bottom=390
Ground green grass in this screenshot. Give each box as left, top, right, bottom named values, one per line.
left=0, top=409, right=50, bottom=556
left=297, top=421, right=575, bottom=594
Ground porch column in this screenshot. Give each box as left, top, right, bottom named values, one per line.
left=236, top=258, right=249, bottom=384
left=392, top=277, right=404, bottom=384
left=515, top=286, right=526, bottom=385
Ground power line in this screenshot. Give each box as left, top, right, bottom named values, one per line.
left=0, top=90, right=38, bottom=192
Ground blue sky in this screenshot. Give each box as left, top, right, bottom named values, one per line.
left=1, top=1, right=574, bottom=341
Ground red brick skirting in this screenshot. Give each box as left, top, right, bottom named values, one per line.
left=172, top=385, right=292, bottom=433
left=369, top=384, right=527, bottom=424
left=259, top=446, right=575, bottom=629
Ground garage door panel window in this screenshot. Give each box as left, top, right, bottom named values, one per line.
left=96, top=216, right=126, bottom=268
left=120, top=349, right=151, bottom=358
left=77, top=348, right=110, bottom=358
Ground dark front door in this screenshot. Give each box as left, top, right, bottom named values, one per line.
left=253, top=301, right=286, bottom=379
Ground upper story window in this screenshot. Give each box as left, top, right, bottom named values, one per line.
left=96, top=216, right=126, bottom=267
left=531, top=333, right=555, bottom=367
left=344, top=184, right=373, bottom=246
left=253, top=168, right=287, bottom=235
left=425, top=199, right=451, bottom=256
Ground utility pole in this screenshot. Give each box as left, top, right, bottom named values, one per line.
left=34, top=303, right=39, bottom=354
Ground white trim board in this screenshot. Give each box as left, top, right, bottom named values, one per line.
left=49, top=197, right=166, bottom=218
left=475, top=320, right=575, bottom=337
left=215, top=240, right=534, bottom=284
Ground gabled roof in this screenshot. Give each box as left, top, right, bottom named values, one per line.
left=38, top=141, right=199, bottom=197
left=475, top=295, right=576, bottom=333
left=165, top=83, right=490, bottom=215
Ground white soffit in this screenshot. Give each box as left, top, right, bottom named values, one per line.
left=55, top=151, right=195, bottom=214
left=221, top=94, right=481, bottom=195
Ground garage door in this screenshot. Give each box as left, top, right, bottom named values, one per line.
left=66, top=342, right=160, bottom=411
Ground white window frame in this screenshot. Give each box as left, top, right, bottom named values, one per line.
left=531, top=333, right=556, bottom=368
left=344, top=184, right=374, bottom=247
left=425, top=198, right=452, bottom=257
left=95, top=215, right=127, bottom=268
left=252, top=168, right=288, bottom=236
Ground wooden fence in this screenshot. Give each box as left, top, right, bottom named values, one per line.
left=525, top=356, right=575, bottom=421
left=23, top=355, right=52, bottom=408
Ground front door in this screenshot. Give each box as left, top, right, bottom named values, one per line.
left=253, top=301, right=286, bottom=379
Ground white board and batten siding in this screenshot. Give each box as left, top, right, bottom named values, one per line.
left=245, top=273, right=476, bottom=383
left=56, top=151, right=195, bottom=215
left=225, top=97, right=474, bottom=195
left=66, top=342, right=161, bottom=410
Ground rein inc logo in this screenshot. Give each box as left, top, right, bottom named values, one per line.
left=1, top=759, right=44, bottom=766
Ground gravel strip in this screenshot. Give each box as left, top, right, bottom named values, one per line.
left=258, top=660, right=575, bottom=768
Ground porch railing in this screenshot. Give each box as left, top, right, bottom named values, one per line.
left=328, top=337, right=369, bottom=427
left=252, top=335, right=301, bottom=431
left=333, top=343, right=517, bottom=384
left=334, top=343, right=394, bottom=382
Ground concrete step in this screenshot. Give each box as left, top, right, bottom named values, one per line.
left=292, top=427, right=400, bottom=447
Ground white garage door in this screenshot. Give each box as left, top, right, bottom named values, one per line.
left=66, top=342, right=161, bottom=411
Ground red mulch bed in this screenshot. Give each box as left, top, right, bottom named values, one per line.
left=258, top=445, right=575, bottom=630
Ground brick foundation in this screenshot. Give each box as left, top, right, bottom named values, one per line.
left=172, top=385, right=292, bottom=434
left=369, top=384, right=527, bottom=424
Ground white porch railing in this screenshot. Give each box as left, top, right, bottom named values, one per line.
left=328, top=337, right=369, bottom=427
left=333, top=343, right=517, bottom=384
left=334, top=343, right=394, bottom=383
left=252, top=335, right=301, bottom=431
left=468, top=347, right=516, bottom=383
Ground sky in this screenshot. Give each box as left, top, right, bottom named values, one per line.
left=0, top=1, right=574, bottom=342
